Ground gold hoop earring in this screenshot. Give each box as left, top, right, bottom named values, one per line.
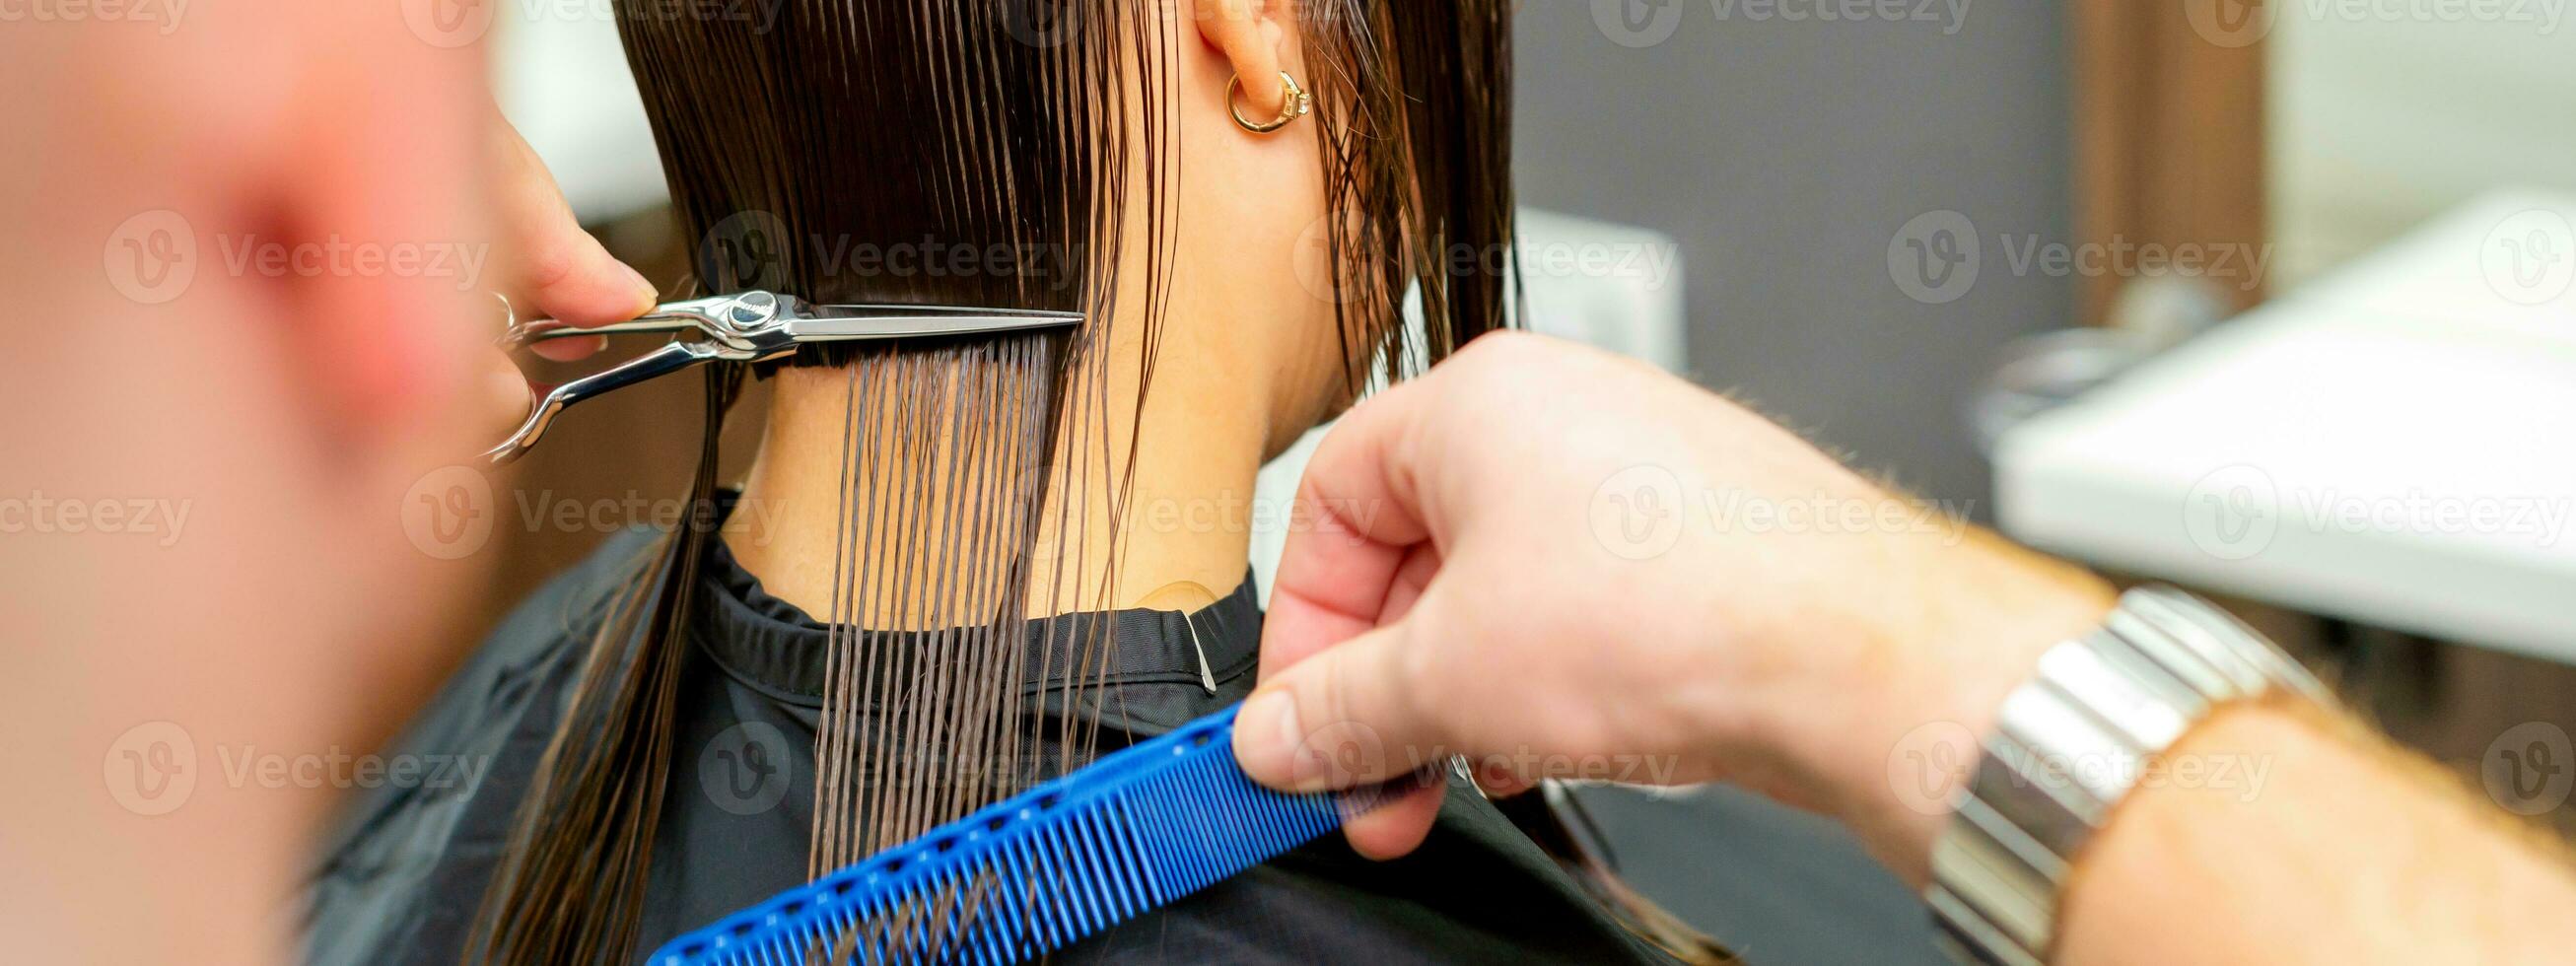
left=1227, top=70, right=1311, bottom=134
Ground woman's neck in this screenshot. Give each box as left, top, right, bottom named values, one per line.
left=723, top=354, right=1274, bottom=622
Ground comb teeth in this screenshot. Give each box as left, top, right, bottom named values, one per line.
left=650, top=704, right=1404, bottom=965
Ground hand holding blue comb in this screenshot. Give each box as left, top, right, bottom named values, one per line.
left=649, top=703, right=1417, bottom=965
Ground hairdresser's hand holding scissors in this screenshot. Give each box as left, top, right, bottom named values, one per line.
left=470, top=110, right=666, bottom=434
left=1235, top=331, right=2576, bottom=965
left=486, top=110, right=664, bottom=354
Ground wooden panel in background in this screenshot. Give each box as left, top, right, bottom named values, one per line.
left=2068, top=0, right=2271, bottom=324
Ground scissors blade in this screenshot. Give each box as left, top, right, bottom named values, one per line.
left=784, top=305, right=1083, bottom=342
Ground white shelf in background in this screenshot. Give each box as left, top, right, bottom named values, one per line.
left=1996, top=190, right=2576, bottom=661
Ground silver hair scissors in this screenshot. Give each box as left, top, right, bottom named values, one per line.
left=487, top=290, right=1080, bottom=464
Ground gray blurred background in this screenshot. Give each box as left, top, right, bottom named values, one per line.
left=1513, top=1, right=2070, bottom=512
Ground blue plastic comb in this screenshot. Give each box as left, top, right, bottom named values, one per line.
left=646, top=703, right=1405, bottom=965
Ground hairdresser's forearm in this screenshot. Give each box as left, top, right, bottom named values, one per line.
left=2052, top=703, right=2576, bottom=965
left=1784, top=542, right=2576, bottom=963
left=1841, top=571, right=2576, bottom=963
left=1767, top=531, right=2121, bottom=884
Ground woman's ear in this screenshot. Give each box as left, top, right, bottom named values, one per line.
left=1191, top=0, right=1289, bottom=113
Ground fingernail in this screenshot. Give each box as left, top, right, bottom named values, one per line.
left=1234, top=690, right=1301, bottom=785
left=527, top=334, right=606, bottom=363
left=618, top=262, right=660, bottom=312
left=489, top=368, right=530, bottom=414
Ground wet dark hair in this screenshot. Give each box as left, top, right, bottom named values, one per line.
left=468, top=2, right=1514, bottom=962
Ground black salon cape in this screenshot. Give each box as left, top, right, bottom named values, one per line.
left=302, top=516, right=1678, bottom=964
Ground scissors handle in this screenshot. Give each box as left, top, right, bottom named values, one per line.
left=500, top=315, right=703, bottom=348
left=486, top=293, right=793, bottom=465
left=497, top=294, right=749, bottom=349
left=484, top=340, right=730, bottom=465
left=482, top=290, right=1080, bottom=463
